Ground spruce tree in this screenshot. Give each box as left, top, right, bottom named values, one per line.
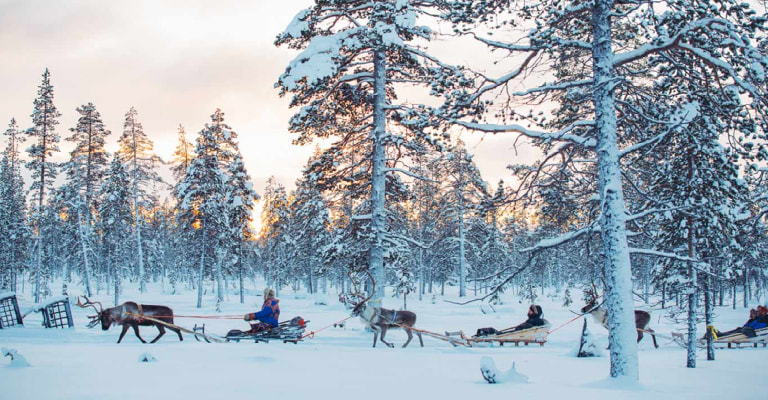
left=117, top=107, right=160, bottom=293
left=26, top=68, right=61, bottom=302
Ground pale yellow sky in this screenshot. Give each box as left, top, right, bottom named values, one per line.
left=0, top=0, right=528, bottom=198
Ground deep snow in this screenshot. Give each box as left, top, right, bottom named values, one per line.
left=1, top=283, right=766, bottom=400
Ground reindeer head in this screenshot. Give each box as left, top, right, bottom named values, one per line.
left=76, top=296, right=111, bottom=330
left=580, top=281, right=603, bottom=314
left=349, top=269, right=375, bottom=317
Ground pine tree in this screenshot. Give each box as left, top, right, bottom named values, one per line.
left=26, top=68, right=61, bottom=302
left=276, top=0, right=469, bottom=302
left=0, top=119, right=29, bottom=291
left=61, top=103, right=111, bottom=296
left=258, top=176, right=291, bottom=295
left=177, top=109, right=230, bottom=308
left=117, top=107, right=160, bottom=293
left=289, top=159, right=331, bottom=295
left=224, top=153, right=260, bottom=303
left=98, top=155, right=132, bottom=305
left=171, top=124, right=193, bottom=183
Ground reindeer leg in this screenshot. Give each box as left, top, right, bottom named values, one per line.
left=647, top=328, right=659, bottom=348
left=417, top=331, right=424, bottom=347
left=117, top=325, right=130, bottom=343
left=171, top=326, right=183, bottom=341
left=150, top=325, right=166, bottom=344
left=637, top=330, right=644, bottom=344
left=402, top=328, right=413, bottom=348
left=380, top=326, right=394, bottom=348
left=132, top=325, right=147, bottom=344
left=371, top=325, right=380, bottom=348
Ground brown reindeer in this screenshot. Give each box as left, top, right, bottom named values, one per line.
left=76, top=296, right=183, bottom=344
left=349, top=271, right=423, bottom=348
left=581, top=294, right=659, bottom=348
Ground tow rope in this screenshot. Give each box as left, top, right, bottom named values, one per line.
left=301, top=316, right=355, bottom=340
left=547, top=313, right=585, bottom=335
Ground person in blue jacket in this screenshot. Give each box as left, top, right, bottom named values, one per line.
left=243, top=288, right=280, bottom=333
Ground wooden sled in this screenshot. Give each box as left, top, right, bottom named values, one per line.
left=712, top=327, right=768, bottom=348
left=447, top=320, right=550, bottom=347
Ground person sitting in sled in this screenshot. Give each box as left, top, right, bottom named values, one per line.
left=243, top=288, right=280, bottom=333
left=508, top=304, right=545, bottom=332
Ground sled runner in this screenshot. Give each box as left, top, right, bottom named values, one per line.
left=224, top=316, right=308, bottom=344
left=447, top=320, right=550, bottom=347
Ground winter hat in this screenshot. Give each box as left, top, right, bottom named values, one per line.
left=535, top=305, right=543, bottom=317
left=264, top=288, right=276, bottom=298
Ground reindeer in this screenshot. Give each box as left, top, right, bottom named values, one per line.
left=349, top=271, right=423, bottom=348
left=76, top=296, right=183, bottom=344
left=580, top=291, right=659, bottom=348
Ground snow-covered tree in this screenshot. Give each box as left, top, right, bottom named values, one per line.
left=446, top=0, right=768, bottom=379
left=224, top=153, right=260, bottom=303
left=60, top=102, right=111, bottom=296
left=0, top=119, right=29, bottom=290
left=117, top=107, right=161, bottom=293
left=289, top=160, right=331, bottom=295
left=26, top=68, right=62, bottom=302
left=98, top=155, right=132, bottom=305
left=258, top=176, right=292, bottom=295
left=170, top=124, right=193, bottom=183
left=276, top=0, right=469, bottom=302
left=435, top=141, right=487, bottom=297
left=177, top=109, right=230, bottom=308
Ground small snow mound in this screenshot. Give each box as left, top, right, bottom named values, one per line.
left=2, top=347, right=30, bottom=368
left=480, top=356, right=528, bottom=384
left=138, top=352, right=157, bottom=363
left=314, top=293, right=329, bottom=306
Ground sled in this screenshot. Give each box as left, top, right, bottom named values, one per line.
left=448, top=320, right=550, bottom=347
left=712, top=327, right=768, bottom=348
left=223, top=316, right=308, bottom=344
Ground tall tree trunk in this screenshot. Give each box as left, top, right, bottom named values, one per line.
left=369, top=47, right=388, bottom=304
left=196, top=238, right=206, bottom=308
left=704, top=275, right=715, bottom=361
left=215, top=247, right=224, bottom=306
left=77, top=208, right=93, bottom=297
left=239, top=251, right=245, bottom=304
left=743, top=266, right=748, bottom=308
left=592, top=0, right=639, bottom=379
left=458, top=171, right=467, bottom=297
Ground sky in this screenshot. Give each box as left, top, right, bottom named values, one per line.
left=0, top=0, right=527, bottom=200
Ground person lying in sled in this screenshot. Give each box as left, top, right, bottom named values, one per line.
left=475, top=304, right=545, bottom=337
left=714, top=308, right=765, bottom=338
left=243, top=288, right=280, bottom=333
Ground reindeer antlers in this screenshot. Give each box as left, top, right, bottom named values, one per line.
left=75, top=295, right=103, bottom=314
left=349, top=268, right=376, bottom=314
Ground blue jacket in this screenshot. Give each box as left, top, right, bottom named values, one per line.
left=746, top=318, right=767, bottom=330
left=247, top=298, right=280, bottom=327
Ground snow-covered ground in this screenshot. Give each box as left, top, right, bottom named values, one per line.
left=1, top=283, right=766, bottom=400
